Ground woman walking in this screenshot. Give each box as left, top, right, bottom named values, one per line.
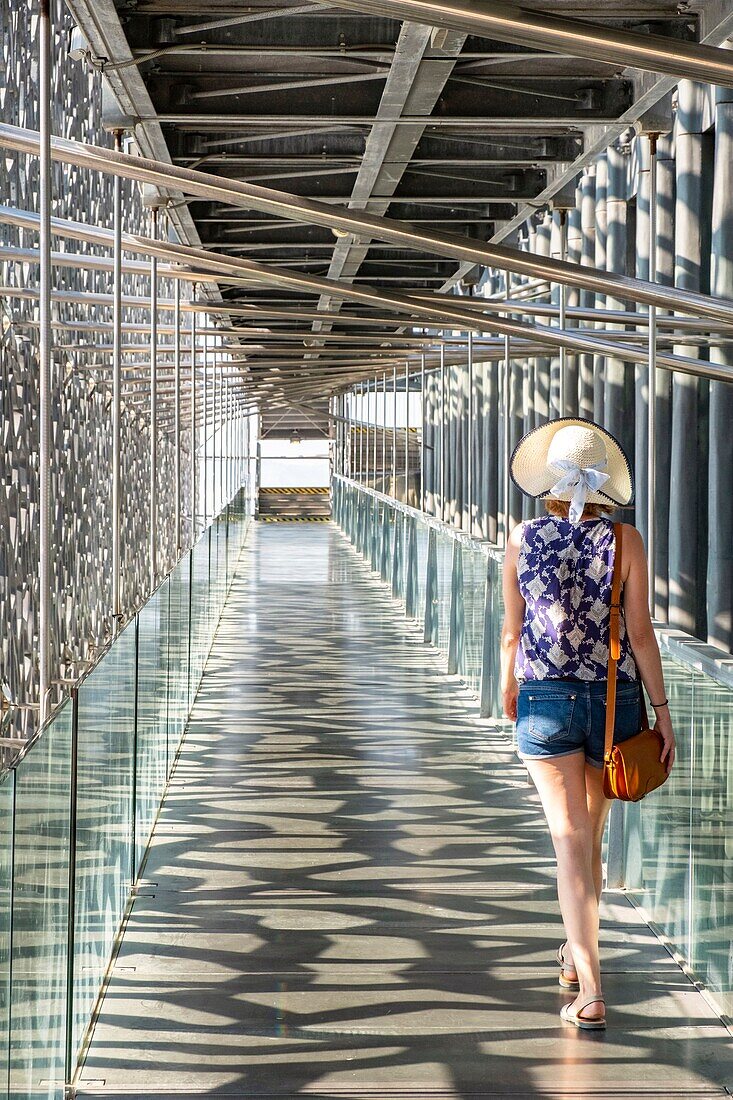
left=500, top=419, right=675, bottom=1029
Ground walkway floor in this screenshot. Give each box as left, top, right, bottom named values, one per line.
left=78, top=523, right=733, bottom=1098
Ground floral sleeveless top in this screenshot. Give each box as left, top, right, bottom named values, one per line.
left=515, top=515, right=637, bottom=683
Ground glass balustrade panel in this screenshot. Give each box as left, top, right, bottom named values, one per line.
left=0, top=771, right=13, bottom=1099
left=689, top=670, right=733, bottom=1016
left=430, top=532, right=454, bottom=660
left=413, top=523, right=430, bottom=630
left=9, top=703, right=73, bottom=1100
left=460, top=546, right=486, bottom=697
left=167, top=556, right=191, bottom=774
left=73, top=624, right=136, bottom=1057
left=135, top=581, right=171, bottom=872
left=622, top=645, right=695, bottom=960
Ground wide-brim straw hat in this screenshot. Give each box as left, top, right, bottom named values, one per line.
left=510, top=417, right=634, bottom=507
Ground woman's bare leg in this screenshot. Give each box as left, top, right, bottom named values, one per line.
left=586, top=761, right=613, bottom=899
left=560, top=762, right=613, bottom=981
left=525, top=752, right=604, bottom=1017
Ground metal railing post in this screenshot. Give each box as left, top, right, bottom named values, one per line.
left=112, top=130, right=124, bottom=626
left=190, top=304, right=197, bottom=544
left=358, top=383, right=364, bottom=482
left=502, top=270, right=512, bottom=545
left=420, top=353, right=426, bottom=512
left=382, top=372, right=387, bottom=492
left=203, top=325, right=208, bottom=526
left=38, top=0, right=52, bottom=722
left=149, top=205, right=159, bottom=591
left=404, top=361, right=409, bottom=504
left=467, top=329, right=474, bottom=534
left=365, top=378, right=371, bottom=486
left=647, top=133, right=658, bottom=615
left=392, top=365, right=398, bottom=495
left=372, top=376, right=377, bottom=484
left=439, top=343, right=446, bottom=523
left=174, top=278, right=181, bottom=557
left=213, top=358, right=219, bottom=515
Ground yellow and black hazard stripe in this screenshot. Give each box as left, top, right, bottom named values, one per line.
left=258, top=515, right=330, bottom=523
left=259, top=486, right=329, bottom=495
left=350, top=425, right=419, bottom=433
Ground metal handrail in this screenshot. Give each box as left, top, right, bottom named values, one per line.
left=334, top=474, right=503, bottom=558
left=338, top=476, right=733, bottom=692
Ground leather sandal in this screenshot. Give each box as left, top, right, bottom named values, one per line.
left=556, top=941, right=580, bottom=990
left=560, top=994, right=606, bottom=1030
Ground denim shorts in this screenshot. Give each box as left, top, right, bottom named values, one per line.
left=515, top=678, right=642, bottom=769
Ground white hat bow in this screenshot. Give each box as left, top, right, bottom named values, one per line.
left=549, top=458, right=610, bottom=524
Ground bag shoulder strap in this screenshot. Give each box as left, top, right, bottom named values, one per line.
left=604, top=522, right=623, bottom=760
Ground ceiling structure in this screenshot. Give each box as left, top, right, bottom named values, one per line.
left=67, top=0, right=733, bottom=435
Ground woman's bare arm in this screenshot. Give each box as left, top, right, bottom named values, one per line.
left=621, top=523, right=676, bottom=773
left=500, top=524, right=526, bottom=721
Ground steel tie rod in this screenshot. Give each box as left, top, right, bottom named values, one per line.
left=3, top=203, right=733, bottom=386
left=2, top=123, right=733, bottom=326
left=323, top=0, right=733, bottom=88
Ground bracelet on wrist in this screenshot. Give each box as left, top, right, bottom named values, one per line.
left=650, top=698, right=669, bottom=710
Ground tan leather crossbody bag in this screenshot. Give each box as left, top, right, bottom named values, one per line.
left=602, top=523, right=669, bottom=802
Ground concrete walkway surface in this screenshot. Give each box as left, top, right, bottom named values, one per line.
left=76, top=523, right=733, bottom=1098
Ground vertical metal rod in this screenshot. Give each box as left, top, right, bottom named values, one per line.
left=420, top=352, right=426, bottom=512
left=212, top=355, right=217, bottom=515
left=382, top=372, right=387, bottom=492
left=503, top=269, right=512, bottom=545
left=190, top=305, right=197, bottom=543
left=334, top=396, right=338, bottom=477
left=217, top=360, right=222, bottom=511
left=559, top=210, right=568, bottom=417
left=440, top=343, right=446, bottom=523
left=372, top=376, right=377, bottom=482
left=228, top=379, right=233, bottom=501
left=358, top=383, right=364, bottom=481
left=365, top=378, right=371, bottom=485
left=224, top=376, right=229, bottom=503
left=345, top=393, right=349, bottom=478
left=222, top=365, right=227, bottom=504
left=341, top=394, right=346, bottom=478
left=348, top=389, right=353, bottom=479
left=203, top=325, right=208, bottom=526
left=467, top=329, right=474, bottom=534
left=392, top=365, right=398, bottom=495
left=38, top=0, right=52, bottom=723
left=647, top=133, right=658, bottom=614
left=149, top=206, right=159, bottom=591
left=404, top=360, right=409, bottom=504
left=174, top=278, right=181, bottom=556
left=111, top=130, right=123, bottom=627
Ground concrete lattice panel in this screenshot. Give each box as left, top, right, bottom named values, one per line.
left=0, top=0, right=194, bottom=738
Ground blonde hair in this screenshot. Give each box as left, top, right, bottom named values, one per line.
left=545, top=498, right=614, bottom=520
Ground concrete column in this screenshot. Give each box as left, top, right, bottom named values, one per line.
left=670, top=81, right=712, bottom=637
left=604, top=140, right=634, bottom=462
left=635, top=132, right=675, bottom=618
left=594, top=153, right=608, bottom=422
left=534, top=213, right=552, bottom=429
left=422, top=364, right=434, bottom=513
left=525, top=225, right=538, bottom=440
left=549, top=211, right=562, bottom=418
left=579, top=166, right=596, bottom=419
left=565, top=204, right=582, bottom=418
left=480, top=345, right=499, bottom=543
left=708, top=83, right=733, bottom=651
